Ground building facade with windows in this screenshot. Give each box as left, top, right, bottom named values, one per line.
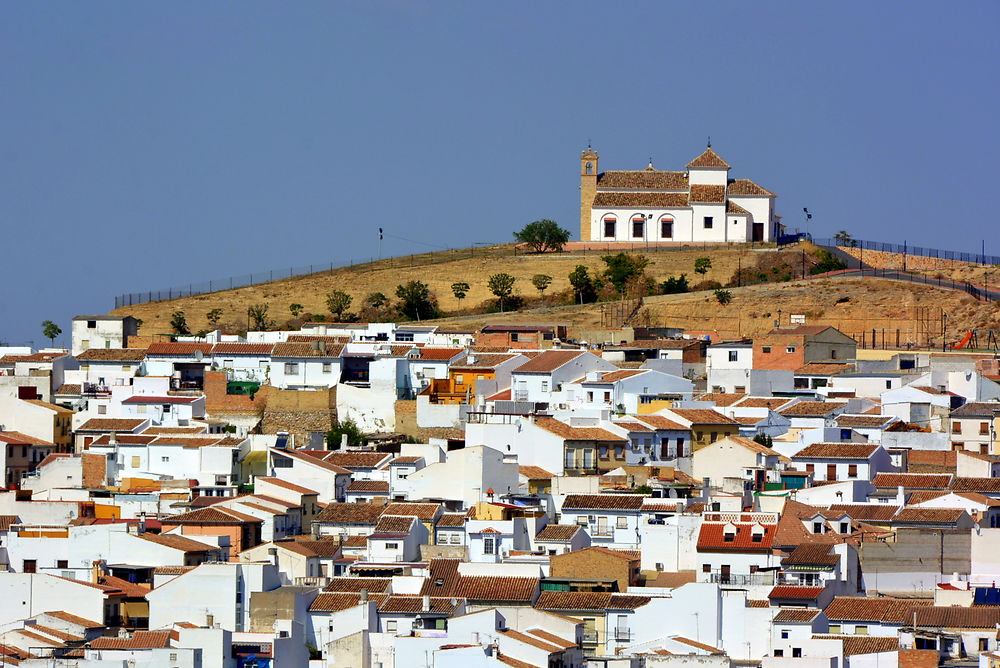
left=579, top=145, right=781, bottom=243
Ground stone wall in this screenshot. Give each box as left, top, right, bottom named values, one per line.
left=839, top=246, right=977, bottom=272
left=261, top=386, right=338, bottom=441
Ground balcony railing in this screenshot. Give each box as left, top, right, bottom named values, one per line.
left=582, top=631, right=599, bottom=645
left=294, top=576, right=332, bottom=588
left=708, top=571, right=777, bottom=586
left=614, top=629, right=633, bottom=642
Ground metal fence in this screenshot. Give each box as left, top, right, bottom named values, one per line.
left=804, top=267, right=996, bottom=302
left=112, top=239, right=776, bottom=309
left=813, top=237, right=1000, bottom=266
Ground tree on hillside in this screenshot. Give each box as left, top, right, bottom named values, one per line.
left=660, top=274, right=690, bottom=294
left=206, top=308, right=224, bottom=328
left=170, top=311, right=191, bottom=336
left=601, top=253, right=649, bottom=295
left=396, top=280, right=438, bottom=321
left=451, top=281, right=470, bottom=304
left=487, top=273, right=517, bottom=313
left=326, top=290, right=352, bottom=320
left=41, top=320, right=61, bottom=346
left=568, top=265, right=599, bottom=304
left=713, top=288, right=733, bottom=305
left=514, top=219, right=570, bottom=253
left=247, top=304, right=272, bottom=330
left=833, top=230, right=853, bottom=245
left=694, top=257, right=712, bottom=276
left=365, top=292, right=389, bottom=309
left=289, top=303, right=304, bottom=318
left=531, top=274, right=552, bottom=295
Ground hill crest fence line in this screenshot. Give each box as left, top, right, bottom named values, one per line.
left=114, top=237, right=999, bottom=309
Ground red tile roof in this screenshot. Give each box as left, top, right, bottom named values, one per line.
left=513, top=350, right=590, bottom=374
left=769, top=586, right=825, bottom=600
left=687, top=147, right=730, bottom=169
left=145, top=342, right=213, bottom=356
left=562, top=494, right=644, bottom=511
left=794, top=443, right=879, bottom=459
left=534, top=418, right=625, bottom=442
left=456, top=576, right=538, bottom=602
left=697, top=522, right=776, bottom=552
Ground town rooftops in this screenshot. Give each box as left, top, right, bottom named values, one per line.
left=76, top=418, right=147, bottom=432
left=323, top=576, right=392, bottom=593
left=533, top=417, right=625, bottom=442
left=314, top=502, right=386, bottom=525
left=727, top=178, right=776, bottom=197
left=912, top=606, right=1000, bottom=629
left=593, top=192, right=691, bottom=208
left=535, top=591, right=650, bottom=611
left=781, top=543, right=840, bottom=568
left=76, top=348, right=148, bottom=362
left=796, top=362, right=855, bottom=376
left=416, top=348, right=464, bottom=361
left=688, top=184, right=726, bottom=203
left=779, top=401, right=848, bottom=417
left=872, top=473, right=952, bottom=489
left=793, top=443, right=879, bottom=459
left=633, top=415, right=688, bottom=431
left=271, top=342, right=345, bottom=358
left=146, top=342, right=213, bottom=356
left=697, top=520, right=776, bottom=552
left=210, top=343, right=275, bottom=355
left=161, top=507, right=262, bottom=525
left=0, top=431, right=53, bottom=446
left=575, top=369, right=648, bottom=384
left=665, top=409, right=738, bottom=425
left=347, top=480, right=390, bottom=493
left=451, top=353, right=521, bottom=369
left=696, top=392, right=746, bottom=407
left=951, top=402, right=1000, bottom=418
left=535, top=525, right=582, bottom=542
left=597, top=169, right=688, bottom=190
left=512, top=350, right=591, bottom=374
left=562, top=494, right=644, bottom=511
left=456, top=576, right=538, bottom=602
left=824, top=596, right=932, bottom=623
left=382, top=502, right=442, bottom=521
left=835, top=414, right=897, bottom=428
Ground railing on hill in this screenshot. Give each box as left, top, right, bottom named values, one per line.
left=113, top=240, right=780, bottom=309
left=813, top=237, right=1000, bottom=266
left=802, top=267, right=996, bottom=302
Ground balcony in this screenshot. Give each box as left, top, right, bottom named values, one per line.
left=614, top=628, right=633, bottom=642
left=708, top=571, right=777, bottom=586
left=294, top=576, right=332, bottom=588
left=581, top=631, right=599, bottom=645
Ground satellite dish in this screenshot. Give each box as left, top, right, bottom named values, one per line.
left=194, top=349, right=204, bottom=361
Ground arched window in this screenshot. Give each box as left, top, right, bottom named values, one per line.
left=631, top=215, right=645, bottom=239
left=660, top=215, right=674, bottom=239
left=603, top=215, right=617, bottom=238
left=585, top=162, right=593, bottom=175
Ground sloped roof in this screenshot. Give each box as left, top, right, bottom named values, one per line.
left=534, top=418, right=625, bottom=442
left=314, top=502, right=385, bottom=525
left=872, top=473, right=952, bottom=489
left=687, top=147, right=730, bottom=169
left=457, top=576, right=538, bottom=602
left=727, top=178, right=776, bottom=197
left=812, top=635, right=899, bottom=657
left=688, top=184, right=726, bottom=203
left=824, top=596, right=932, bottom=623
left=76, top=348, right=148, bottom=362
left=697, top=522, right=775, bottom=552
left=562, top=494, right=644, bottom=511
left=794, top=443, right=878, bottom=459
left=536, top=525, right=582, bottom=541
left=593, top=192, right=690, bottom=208
left=597, top=170, right=688, bottom=190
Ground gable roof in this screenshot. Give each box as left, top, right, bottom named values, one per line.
left=457, top=576, right=538, bottom=602
left=793, top=443, right=878, bottom=459
left=824, top=596, right=932, bottom=623
left=533, top=418, right=625, bottom=443
left=513, top=350, right=589, bottom=374
left=597, top=169, right=688, bottom=190
left=727, top=178, right=776, bottom=197
left=686, top=147, right=730, bottom=169
left=562, top=494, right=644, bottom=511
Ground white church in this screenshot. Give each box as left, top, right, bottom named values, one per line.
left=579, top=145, right=782, bottom=244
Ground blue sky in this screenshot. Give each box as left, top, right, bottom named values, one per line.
left=2, top=2, right=998, bottom=346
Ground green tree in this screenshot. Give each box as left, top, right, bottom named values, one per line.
left=810, top=250, right=847, bottom=275
left=601, top=253, right=649, bottom=295
left=41, top=320, right=62, bottom=346
left=714, top=288, right=733, bottom=305
left=325, top=290, right=353, bottom=320
left=753, top=433, right=773, bottom=448
left=531, top=274, right=552, bottom=294
left=514, top=219, right=571, bottom=253
left=568, top=265, right=599, bottom=304
left=206, top=308, right=224, bottom=328
left=694, top=257, right=713, bottom=276
left=247, top=304, right=272, bottom=330
left=170, top=311, right=191, bottom=336
left=487, top=273, right=517, bottom=313
left=365, top=292, right=389, bottom=309
left=450, top=281, right=470, bottom=303
left=395, top=280, right=437, bottom=321
left=833, top=230, right=853, bottom=245
left=288, top=303, right=304, bottom=318
left=325, top=417, right=366, bottom=449
left=660, top=274, right=690, bottom=294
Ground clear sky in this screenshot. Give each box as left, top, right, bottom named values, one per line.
left=2, top=2, right=998, bottom=347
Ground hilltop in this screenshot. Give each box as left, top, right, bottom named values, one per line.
left=109, top=242, right=999, bottom=348
left=111, top=243, right=768, bottom=334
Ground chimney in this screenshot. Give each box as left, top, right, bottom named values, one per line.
left=675, top=502, right=684, bottom=513
left=422, top=594, right=431, bottom=612
left=340, top=433, right=348, bottom=450
left=360, top=588, right=368, bottom=602
left=267, top=547, right=278, bottom=567
left=109, top=431, right=117, bottom=446
left=897, top=485, right=905, bottom=505
left=467, top=354, right=477, bottom=365
left=206, top=613, right=214, bottom=628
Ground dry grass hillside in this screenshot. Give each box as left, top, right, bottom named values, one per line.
left=430, top=277, right=1000, bottom=348
left=111, top=243, right=775, bottom=334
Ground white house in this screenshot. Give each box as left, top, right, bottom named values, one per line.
left=71, top=315, right=139, bottom=356
left=558, top=494, right=643, bottom=549
left=391, top=445, right=518, bottom=507
left=510, top=350, right=616, bottom=403
left=563, top=368, right=693, bottom=414
left=791, top=443, right=894, bottom=482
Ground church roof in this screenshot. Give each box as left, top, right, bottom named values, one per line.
left=597, top=170, right=688, bottom=190
left=727, top=178, right=776, bottom=197
left=593, top=192, right=690, bottom=209
left=688, top=185, right=726, bottom=203
left=686, top=147, right=730, bottom=169
left=727, top=200, right=751, bottom=216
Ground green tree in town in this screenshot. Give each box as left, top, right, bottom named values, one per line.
left=487, top=273, right=517, bottom=313
left=395, top=280, right=438, bottom=321
left=514, top=219, right=571, bottom=253
left=531, top=274, right=553, bottom=295
left=568, top=265, right=598, bottom=304
left=601, top=253, right=649, bottom=294
left=694, top=257, right=713, bottom=276
left=206, top=308, right=224, bottom=328
left=41, top=320, right=62, bottom=346
left=325, top=417, right=366, bottom=449
left=451, top=281, right=470, bottom=304
left=247, top=303, right=272, bottom=330
left=365, top=292, right=389, bottom=309
left=170, top=311, right=191, bottom=336
left=325, top=290, right=353, bottom=320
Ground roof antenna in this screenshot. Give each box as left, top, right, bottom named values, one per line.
left=707, top=136, right=712, bottom=148
left=587, top=138, right=592, bottom=149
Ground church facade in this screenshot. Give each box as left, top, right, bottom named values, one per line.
left=579, top=146, right=782, bottom=244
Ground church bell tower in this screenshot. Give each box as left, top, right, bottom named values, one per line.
left=580, top=147, right=598, bottom=241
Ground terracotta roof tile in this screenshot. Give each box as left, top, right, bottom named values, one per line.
left=271, top=342, right=344, bottom=358
left=769, top=586, right=825, bottom=600
left=873, top=473, right=952, bottom=489
left=457, top=576, right=538, bottom=602
left=347, top=480, right=390, bottom=493
left=727, top=178, right=775, bottom=197
left=562, top=494, right=644, bottom=511
left=825, top=596, right=932, bottom=624
left=210, top=343, right=274, bottom=355
left=597, top=169, right=688, bottom=190
left=634, top=415, right=688, bottom=431
left=534, top=417, right=625, bottom=442
left=519, top=465, right=555, bottom=479
left=726, top=200, right=751, bottom=216
left=666, top=409, right=739, bottom=425
left=773, top=608, right=822, bottom=623
left=688, top=184, right=725, bottom=203
left=90, top=630, right=173, bottom=649
left=593, top=192, right=689, bottom=208
left=781, top=543, right=839, bottom=567
left=536, top=525, right=581, bottom=541
left=146, top=342, right=213, bottom=356
left=379, top=595, right=463, bottom=614
left=779, top=401, right=848, bottom=417
left=697, top=522, right=776, bottom=552
left=794, top=443, right=878, bottom=459
left=892, top=507, right=966, bottom=524
left=76, top=348, right=148, bottom=362
left=687, top=148, right=730, bottom=169
left=314, top=502, right=386, bottom=525
left=309, top=592, right=384, bottom=612
left=324, top=576, right=392, bottom=593
left=76, top=418, right=146, bottom=432
left=796, top=362, right=855, bottom=376
left=812, top=635, right=899, bottom=657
